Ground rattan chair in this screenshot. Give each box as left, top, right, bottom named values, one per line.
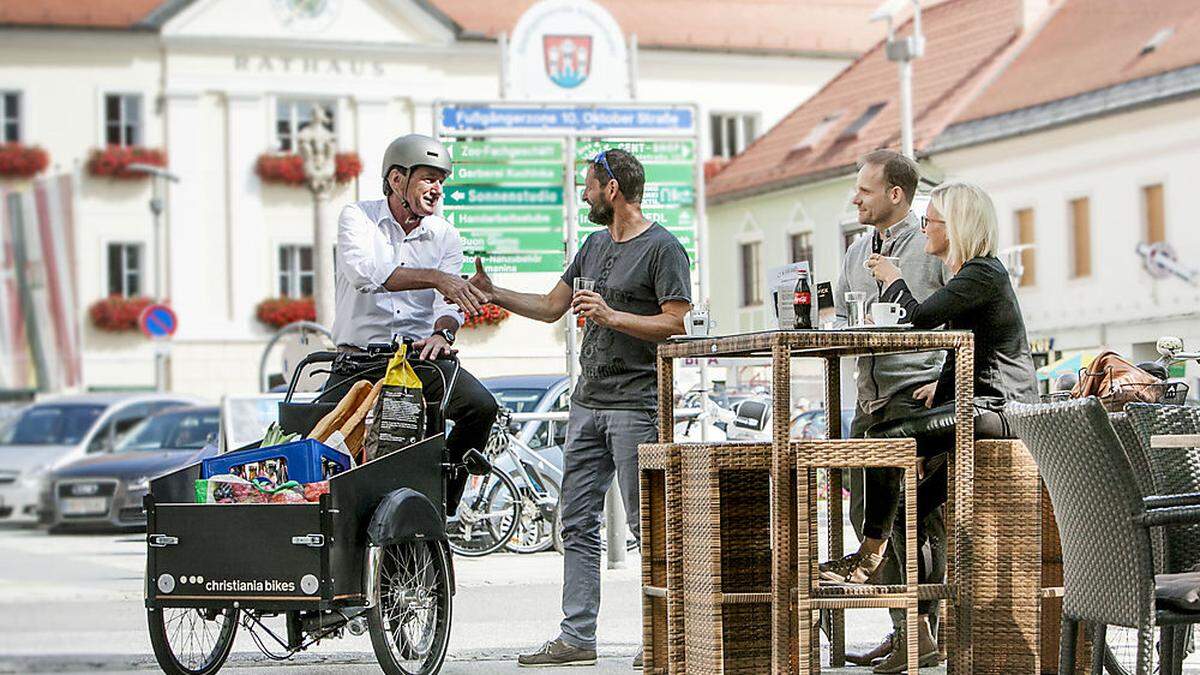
left=1125, top=403, right=1200, bottom=574
left=1008, top=398, right=1200, bottom=675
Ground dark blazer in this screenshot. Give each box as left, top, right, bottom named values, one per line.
left=881, top=255, right=1039, bottom=407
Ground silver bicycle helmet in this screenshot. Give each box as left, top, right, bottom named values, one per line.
left=381, top=134, right=452, bottom=179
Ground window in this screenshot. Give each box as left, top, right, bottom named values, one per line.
left=739, top=241, right=762, bottom=306
left=279, top=245, right=314, bottom=298
left=1015, top=208, right=1036, bottom=287
left=710, top=112, right=759, bottom=159
left=104, top=94, right=142, bottom=146
left=790, top=231, right=814, bottom=265
left=1, top=91, right=19, bottom=142
left=789, top=113, right=841, bottom=157
left=838, top=103, right=885, bottom=140
left=842, top=224, right=868, bottom=252
left=107, top=243, right=142, bottom=297
left=1143, top=184, right=1165, bottom=244
left=276, top=99, right=335, bottom=152
left=1069, top=197, right=1092, bottom=278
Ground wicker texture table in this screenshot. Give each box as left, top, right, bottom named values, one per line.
left=647, top=329, right=976, bottom=674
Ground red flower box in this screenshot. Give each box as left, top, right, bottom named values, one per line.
left=0, top=143, right=49, bottom=178
left=256, top=297, right=316, bottom=329
left=461, top=304, right=509, bottom=330
left=86, top=146, right=167, bottom=179
left=89, top=295, right=155, bottom=332
left=255, top=151, right=362, bottom=187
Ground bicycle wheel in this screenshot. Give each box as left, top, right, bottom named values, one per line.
left=503, top=475, right=559, bottom=554
left=368, top=541, right=453, bottom=675
left=147, top=606, right=239, bottom=675
left=1103, top=626, right=1161, bottom=675
left=447, top=467, right=521, bottom=557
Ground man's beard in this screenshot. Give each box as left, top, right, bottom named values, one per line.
left=586, top=197, right=614, bottom=225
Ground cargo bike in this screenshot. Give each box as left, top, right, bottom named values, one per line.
left=143, top=342, right=487, bottom=675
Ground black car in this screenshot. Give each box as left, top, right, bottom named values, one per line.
left=42, top=406, right=219, bottom=532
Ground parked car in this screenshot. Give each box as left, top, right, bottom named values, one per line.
left=482, top=374, right=571, bottom=451
left=0, top=393, right=203, bottom=523
left=40, top=406, right=219, bottom=531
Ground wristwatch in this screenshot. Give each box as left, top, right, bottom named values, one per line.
left=437, top=328, right=456, bottom=345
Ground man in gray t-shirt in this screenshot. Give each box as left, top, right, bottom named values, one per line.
left=469, top=149, right=691, bottom=668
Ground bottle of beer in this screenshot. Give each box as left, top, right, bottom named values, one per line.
left=793, top=271, right=813, bottom=329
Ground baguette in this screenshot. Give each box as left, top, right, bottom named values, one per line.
left=339, top=379, right=383, bottom=438
left=308, top=380, right=372, bottom=442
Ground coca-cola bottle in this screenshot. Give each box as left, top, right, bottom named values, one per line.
left=793, top=272, right=812, bottom=329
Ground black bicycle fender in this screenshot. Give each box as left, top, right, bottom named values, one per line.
left=367, top=488, right=446, bottom=545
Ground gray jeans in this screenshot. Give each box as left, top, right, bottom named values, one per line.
left=557, top=404, right=656, bottom=650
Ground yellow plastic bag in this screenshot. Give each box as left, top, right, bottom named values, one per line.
left=363, top=345, right=426, bottom=461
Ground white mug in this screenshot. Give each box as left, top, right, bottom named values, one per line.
left=870, top=303, right=907, bottom=326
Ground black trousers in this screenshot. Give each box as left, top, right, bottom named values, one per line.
left=323, top=357, right=498, bottom=515
left=862, top=402, right=1013, bottom=541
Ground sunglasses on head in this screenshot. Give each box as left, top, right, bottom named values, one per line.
left=593, top=151, right=618, bottom=186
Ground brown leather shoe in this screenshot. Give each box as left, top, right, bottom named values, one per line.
left=846, top=632, right=894, bottom=666
left=819, top=550, right=885, bottom=584
left=872, top=618, right=939, bottom=673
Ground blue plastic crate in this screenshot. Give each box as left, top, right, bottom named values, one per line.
left=202, top=438, right=351, bottom=484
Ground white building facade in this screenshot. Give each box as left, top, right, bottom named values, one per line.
left=0, top=0, right=860, bottom=398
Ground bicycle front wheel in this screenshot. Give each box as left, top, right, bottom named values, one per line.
left=503, top=474, right=559, bottom=554
left=447, top=467, right=521, bottom=557
left=147, top=606, right=239, bottom=675
left=368, top=541, right=453, bottom=675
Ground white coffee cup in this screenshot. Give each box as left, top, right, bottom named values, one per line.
left=870, top=303, right=907, bottom=326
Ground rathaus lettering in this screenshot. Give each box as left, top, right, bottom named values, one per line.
left=234, top=55, right=385, bottom=77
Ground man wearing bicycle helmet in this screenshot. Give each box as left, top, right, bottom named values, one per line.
left=332, top=133, right=497, bottom=513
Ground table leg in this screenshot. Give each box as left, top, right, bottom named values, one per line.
left=771, top=343, right=794, bottom=674
left=950, top=341, right=975, bottom=674
left=824, top=357, right=846, bottom=668
left=658, top=354, right=674, bottom=443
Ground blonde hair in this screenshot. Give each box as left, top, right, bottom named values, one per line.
left=929, top=180, right=998, bottom=268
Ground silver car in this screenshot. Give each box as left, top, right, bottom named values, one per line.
left=0, top=393, right=202, bottom=524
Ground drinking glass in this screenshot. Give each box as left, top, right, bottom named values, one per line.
left=573, top=277, right=596, bottom=317
left=845, top=291, right=867, bottom=327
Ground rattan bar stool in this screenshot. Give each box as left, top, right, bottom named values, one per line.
left=675, top=442, right=777, bottom=673
left=793, top=438, right=923, bottom=675
left=640, top=442, right=686, bottom=675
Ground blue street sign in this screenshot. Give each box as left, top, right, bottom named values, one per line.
left=139, top=304, right=178, bottom=339
left=439, top=105, right=695, bottom=134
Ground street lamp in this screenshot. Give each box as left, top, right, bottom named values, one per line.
left=125, top=163, right=179, bottom=301
left=126, top=163, right=179, bottom=393
left=296, top=107, right=338, bottom=328
left=871, top=0, right=925, bottom=159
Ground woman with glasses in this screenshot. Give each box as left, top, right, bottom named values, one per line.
left=820, top=180, right=1038, bottom=672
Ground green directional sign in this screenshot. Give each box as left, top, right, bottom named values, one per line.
left=443, top=185, right=563, bottom=207
left=576, top=206, right=694, bottom=230
left=447, top=140, right=564, bottom=163
left=642, top=185, right=694, bottom=207
left=575, top=139, right=695, bottom=163
left=446, top=207, right=564, bottom=229
left=460, top=228, right=564, bottom=253
left=470, top=252, right=565, bottom=274
left=575, top=162, right=693, bottom=185
left=453, top=163, right=563, bottom=185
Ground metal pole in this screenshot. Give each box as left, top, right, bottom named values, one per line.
left=692, top=103, right=710, bottom=441
left=627, top=33, right=638, bottom=100
left=564, top=135, right=579, bottom=387
left=498, top=33, right=509, bottom=100
left=313, top=191, right=335, bottom=327
left=605, top=480, right=626, bottom=568
left=150, top=177, right=166, bottom=392
left=899, top=59, right=914, bottom=159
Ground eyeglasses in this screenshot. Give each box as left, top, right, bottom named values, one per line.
left=593, top=151, right=618, bottom=186
left=920, top=216, right=945, bottom=231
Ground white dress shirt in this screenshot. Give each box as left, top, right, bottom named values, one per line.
left=332, top=198, right=463, bottom=348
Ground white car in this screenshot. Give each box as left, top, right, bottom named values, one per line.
left=0, top=393, right=203, bottom=523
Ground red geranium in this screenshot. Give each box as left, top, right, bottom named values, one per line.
left=461, top=304, right=509, bottom=330
left=0, top=143, right=49, bottom=178
left=86, top=146, right=166, bottom=179
left=256, top=297, right=316, bottom=329
left=88, top=296, right=155, bottom=332
left=255, top=151, right=362, bottom=186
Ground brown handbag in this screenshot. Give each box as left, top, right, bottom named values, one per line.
left=1071, top=350, right=1163, bottom=411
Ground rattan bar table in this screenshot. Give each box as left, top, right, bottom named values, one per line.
left=653, top=329, right=975, bottom=675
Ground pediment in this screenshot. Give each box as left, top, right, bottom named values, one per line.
left=163, top=0, right=456, bottom=47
